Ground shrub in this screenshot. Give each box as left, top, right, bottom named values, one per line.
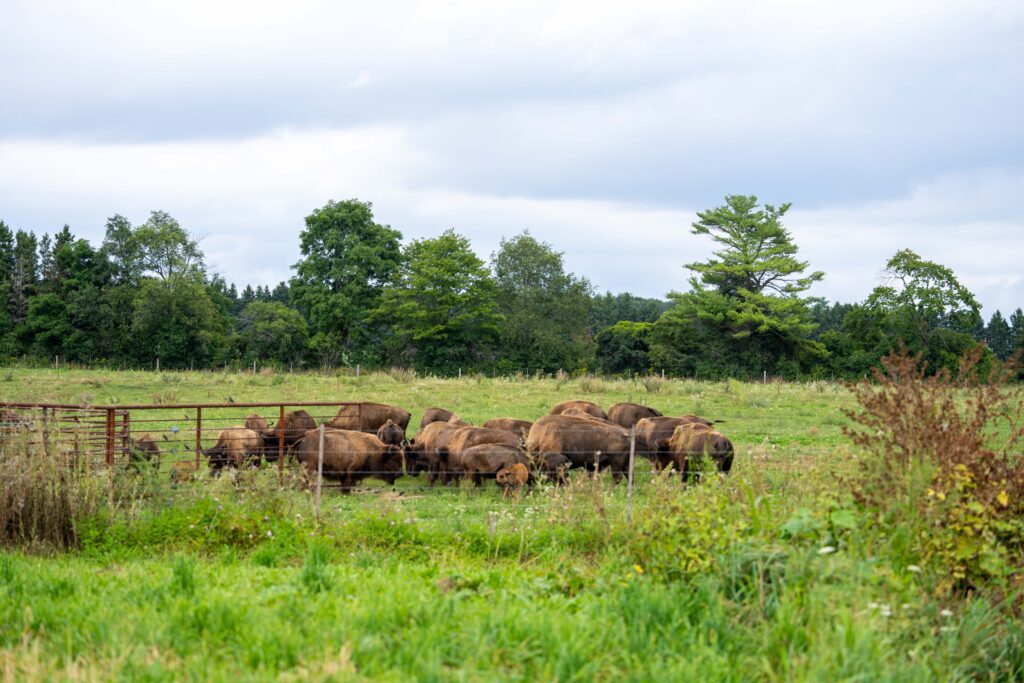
left=639, top=375, right=668, bottom=395
left=844, top=346, right=1024, bottom=594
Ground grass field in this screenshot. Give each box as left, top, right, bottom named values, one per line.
left=1, top=368, right=1022, bottom=680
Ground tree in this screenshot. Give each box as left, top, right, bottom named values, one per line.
left=1010, top=308, right=1024, bottom=357
left=129, top=278, right=225, bottom=368
left=590, top=292, right=667, bottom=330
left=651, top=195, right=825, bottom=378
left=290, top=199, right=402, bottom=365
left=859, top=249, right=983, bottom=372
left=237, top=301, right=309, bottom=367
left=8, top=230, right=39, bottom=328
left=984, top=310, right=1012, bottom=360
left=101, top=214, right=144, bottom=285
left=491, top=231, right=595, bottom=373
left=595, top=321, right=652, bottom=374
left=134, top=210, right=205, bottom=281
left=374, top=230, right=501, bottom=372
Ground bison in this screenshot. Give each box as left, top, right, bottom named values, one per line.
left=262, top=409, right=318, bottom=460
left=170, top=459, right=198, bottom=485
left=496, top=463, right=530, bottom=499
left=549, top=399, right=608, bottom=421
left=661, top=423, right=735, bottom=481
left=407, top=421, right=463, bottom=484
left=529, top=452, right=571, bottom=485
left=126, top=432, right=160, bottom=471
left=458, top=443, right=529, bottom=487
left=294, top=429, right=405, bottom=492
left=203, top=427, right=264, bottom=473
left=607, top=402, right=663, bottom=429
left=635, top=416, right=718, bottom=470
left=482, top=418, right=533, bottom=439
left=419, top=407, right=455, bottom=429
left=525, top=415, right=631, bottom=481
left=440, top=426, right=521, bottom=483
left=244, top=412, right=270, bottom=433
left=376, top=419, right=406, bottom=448
left=327, top=402, right=411, bottom=438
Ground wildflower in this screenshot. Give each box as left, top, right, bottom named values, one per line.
left=868, top=602, right=879, bottom=610
left=997, top=491, right=1009, bottom=507
left=189, top=524, right=195, bottom=529
left=940, top=609, right=953, bottom=618
left=901, top=604, right=912, bottom=611
left=817, top=546, right=836, bottom=555
left=634, top=565, right=644, bottom=575
left=907, top=565, right=922, bottom=573
left=266, top=530, right=273, bottom=538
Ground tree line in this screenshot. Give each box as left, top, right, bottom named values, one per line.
left=1, top=196, right=1020, bottom=378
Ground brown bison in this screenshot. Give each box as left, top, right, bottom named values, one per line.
left=244, top=412, right=269, bottom=433
left=262, top=409, right=318, bottom=460
left=482, top=418, right=533, bottom=439
left=496, top=463, right=530, bottom=498
left=294, top=429, right=405, bottom=492
left=549, top=400, right=608, bottom=421
left=408, top=421, right=463, bottom=484
left=327, top=402, right=412, bottom=437
left=203, top=428, right=264, bottom=473
left=635, top=415, right=717, bottom=469
left=525, top=415, right=631, bottom=481
left=440, top=426, right=521, bottom=484
left=662, top=423, right=735, bottom=481
left=607, top=402, right=663, bottom=429
left=170, top=459, right=198, bottom=485
left=127, top=432, right=160, bottom=471
left=458, top=443, right=529, bottom=487
left=376, top=419, right=405, bottom=448
left=419, top=407, right=455, bottom=429
left=447, top=414, right=470, bottom=426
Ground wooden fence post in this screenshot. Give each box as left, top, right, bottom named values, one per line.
left=627, top=424, right=636, bottom=525
left=195, top=407, right=203, bottom=469
left=315, top=423, right=325, bottom=525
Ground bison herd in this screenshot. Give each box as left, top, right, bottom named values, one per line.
left=164, top=399, right=734, bottom=496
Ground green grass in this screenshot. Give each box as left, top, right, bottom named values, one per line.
left=1, top=368, right=1022, bottom=680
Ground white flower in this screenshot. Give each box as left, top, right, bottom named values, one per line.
left=189, top=524, right=195, bottom=529
left=901, top=604, right=912, bottom=611
left=940, top=609, right=953, bottom=618
left=868, top=602, right=879, bottom=610
left=266, top=530, right=273, bottom=538
left=817, top=546, right=836, bottom=555
left=907, top=565, right=921, bottom=573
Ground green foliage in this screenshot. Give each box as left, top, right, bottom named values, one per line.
left=985, top=310, right=1013, bottom=360
left=374, top=229, right=502, bottom=373
left=650, top=195, right=826, bottom=379
left=289, top=199, right=402, bottom=366
left=129, top=278, right=227, bottom=368
left=236, top=300, right=309, bottom=366
left=595, top=320, right=651, bottom=374
left=492, top=230, right=595, bottom=373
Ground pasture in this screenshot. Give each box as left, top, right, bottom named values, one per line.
left=1, top=367, right=1022, bottom=680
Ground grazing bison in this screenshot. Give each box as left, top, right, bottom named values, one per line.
left=376, top=419, right=406, bottom=448
left=496, top=463, right=530, bottom=499
left=262, top=409, right=318, bottom=460
left=408, top=421, right=462, bottom=483
left=526, top=415, right=631, bottom=481
left=419, top=407, right=455, bottom=429
left=126, top=432, right=160, bottom=471
left=635, top=416, right=717, bottom=469
left=244, top=413, right=269, bottom=433
left=203, top=428, right=264, bottom=473
left=549, top=400, right=608, bottom=421
left=662, top=423, right=735, bottom=481
left=458, top=443, right=529, bottom=487
left=294, top=429, right=404, bottom=492
left=327, top=402, right=412, bottom=438
left=446, top=414, right=470, bottom=426
left=607, top=402, right=663, bottom=429
left=482, top=418, right=533, bottom=439
left=170, top=459, right=198, bottom=485
left=441, top=426, right=522, bottom=482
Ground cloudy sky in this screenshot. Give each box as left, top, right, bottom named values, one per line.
left=1, top=0, right=1022, bottom=316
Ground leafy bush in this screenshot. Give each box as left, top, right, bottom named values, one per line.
left=844, top=346, right=1024, bottom=594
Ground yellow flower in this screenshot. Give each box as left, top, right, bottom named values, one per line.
left=997, top=491, right=1009, bottom=508
left=633, top=564, right=644, bottom=574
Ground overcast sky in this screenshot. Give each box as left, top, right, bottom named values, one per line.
left=1, top=0, right=1022, bottom=316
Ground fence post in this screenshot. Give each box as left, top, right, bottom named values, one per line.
left=104, top=408, right=115, bottom=465
left=763, top=370, right=767, bottom=384
left=156, top=357, right=160, bottom=372
left=315, top=423, right=325, bottom=524
left=627, top=424, right=636, bottom=525
left=278, top=405, right=286, bottom=483
left=195, top=407, right=203, bottom=469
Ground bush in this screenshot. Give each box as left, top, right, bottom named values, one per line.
left=844, top=346, right=1024, bottom=594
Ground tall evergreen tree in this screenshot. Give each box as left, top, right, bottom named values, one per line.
left=984, top=310, right=1012, bottom=360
